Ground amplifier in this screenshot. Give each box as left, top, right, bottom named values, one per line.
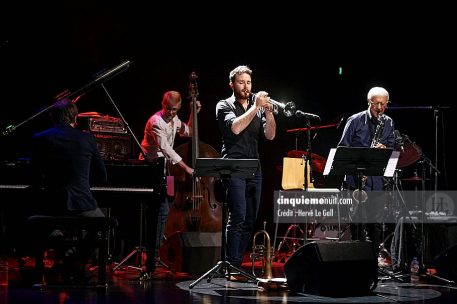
left=77, top=112, right=131, bottom=160
left=93, top=133, right=131, bottom=161
left=77, top=112, right=127, bottom=134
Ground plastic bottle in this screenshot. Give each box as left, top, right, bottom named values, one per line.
left=410, top=257, right=420, bottom=282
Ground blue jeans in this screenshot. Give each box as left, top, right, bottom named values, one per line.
left=224, top=170, right=262, bottom=268
left=145, top=196, right=169, bottom=273
left=155, top=198, right=169, bottom=254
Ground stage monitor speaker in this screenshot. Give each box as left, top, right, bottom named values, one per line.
left=433, top=244, right=457, bottom=282
left=159, top=232, right=221, bottom=274
left=284, top=241, right=378, bottom=296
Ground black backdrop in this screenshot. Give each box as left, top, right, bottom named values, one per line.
left=2, top=3, right=456, bottom=235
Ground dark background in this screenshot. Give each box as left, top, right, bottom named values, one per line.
left=2, top=3, right=456, bottom=236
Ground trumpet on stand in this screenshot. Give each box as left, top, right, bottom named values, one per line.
left=251, top=226, right=287, bottom=290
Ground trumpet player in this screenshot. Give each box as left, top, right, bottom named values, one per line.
left=216, top=65, right=276, bottom=281
left=337, top=87, right=395, bottom=252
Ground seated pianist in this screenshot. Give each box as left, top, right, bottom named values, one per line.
left=28, top=99, right=108, bottom=284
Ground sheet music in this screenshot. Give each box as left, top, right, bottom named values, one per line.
left=323, top=148, right=336, bottom=176
left=384, top=150, right=400, bottom=177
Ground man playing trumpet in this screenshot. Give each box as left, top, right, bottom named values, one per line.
left=216, top=65, right=276, bottom=281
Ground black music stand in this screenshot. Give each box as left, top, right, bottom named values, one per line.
left=324, top=147, right=400, bottom=284
left=189, top=158, right=260, bottom=289
left=324, top=146, right=396, bottom=227
left=324, top=147, right=395, bottom=178
left=324, top=146, right=396, bottom=197
left=326, top=146, right=397, bottom=215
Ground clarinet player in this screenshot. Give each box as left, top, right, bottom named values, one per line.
left=337, top=86, right=395, bottom=254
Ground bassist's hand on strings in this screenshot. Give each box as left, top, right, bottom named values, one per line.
left=178, top=160, right=194, bottom=176
left=190, top=100, right=202, bottom=114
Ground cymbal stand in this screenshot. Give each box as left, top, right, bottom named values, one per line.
left=378, top=170, right=414, bottom=282
left=418, top=154, right=443, bottom=280
left=392, top=170, right=416, bottom=224
left=273, top=224, right=305, bottom=263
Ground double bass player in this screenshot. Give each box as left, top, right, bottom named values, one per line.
left=139, top=90, right=200, bottom=277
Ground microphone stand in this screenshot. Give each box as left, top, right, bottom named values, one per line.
left=302, top=117, right=313, bottom=244
left=433, top=108, right=440, bottom=195
left=304, top=117, right=312, bottom=191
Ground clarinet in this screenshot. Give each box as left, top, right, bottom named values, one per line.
left=371, top=114, right=385, bottom=148
left=353, top=114, right=386, bottom=203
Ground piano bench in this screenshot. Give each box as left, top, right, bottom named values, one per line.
left=26, top=215, right=118, bottom=288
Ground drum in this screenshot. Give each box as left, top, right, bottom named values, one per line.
left=311, top=223, right=351, bottom=241
left=396, top=141, right=422, bottom=168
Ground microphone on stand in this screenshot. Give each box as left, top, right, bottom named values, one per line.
left=394, top=130, right=404, bottom=152
left=336, top=116, right=344, bottom=129
left=295, top=110, right=321, bottom=121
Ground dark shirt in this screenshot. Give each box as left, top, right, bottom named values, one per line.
left=338, top=110, right=395, bottom=149
left=31, top=123, right=107, bottom=214
left=337, top=110, right=395, bottom=190
left=216, top=94, right=266, bottom=159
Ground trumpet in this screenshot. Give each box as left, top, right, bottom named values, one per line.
left=251, top=229, right=273, bottom=279
left=249, top=91, right=296, bottom=117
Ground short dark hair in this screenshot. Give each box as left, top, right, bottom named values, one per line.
left=229, top=65, right=252, bottom=84
left=50, top=99, right=78, bottom=125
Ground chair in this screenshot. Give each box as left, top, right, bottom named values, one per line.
left=26, top=215, right=118, bottom=287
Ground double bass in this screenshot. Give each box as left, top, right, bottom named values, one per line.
left=164, top=72, right=222, bottom=236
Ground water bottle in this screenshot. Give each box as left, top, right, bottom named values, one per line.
left=410, top=257, right=420, bottom=282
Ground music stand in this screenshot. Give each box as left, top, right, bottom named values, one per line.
left=324, top=147, right=396, bottom=178
left=324, top=146, right=398, bottom=226
left=189, top=158, right=260, bottom=289
left=324, top=147, right=401, bottom=283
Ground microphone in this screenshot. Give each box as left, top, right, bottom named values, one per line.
left=295, top=110, right=321, bottom=120
left=336, top=116, right=344, bottom=129
left=394, top=130, right=404, bottom=152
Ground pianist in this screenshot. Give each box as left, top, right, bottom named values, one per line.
left=30, top=99, right=107, bottom=282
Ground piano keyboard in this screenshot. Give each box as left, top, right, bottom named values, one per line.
left=0, top=184, right=154, bottom=193
left=0, top=184, right=29, bottom=189
left=91, top=186, right=154, bottom=193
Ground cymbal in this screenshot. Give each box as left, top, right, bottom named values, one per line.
left=402, top=176, right=431, bottom=182
left=286, top=150, right=326, bottom=173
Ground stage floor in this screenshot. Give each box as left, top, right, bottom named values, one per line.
left=2, top=257, right=457, bottom=304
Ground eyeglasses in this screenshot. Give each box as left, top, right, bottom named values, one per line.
left=165, top=104, right=181, bottom=112
left=369, top=101, right=389, bottom=107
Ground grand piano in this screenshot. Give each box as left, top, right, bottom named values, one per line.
left=0, top=157, right=166, bottom=272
